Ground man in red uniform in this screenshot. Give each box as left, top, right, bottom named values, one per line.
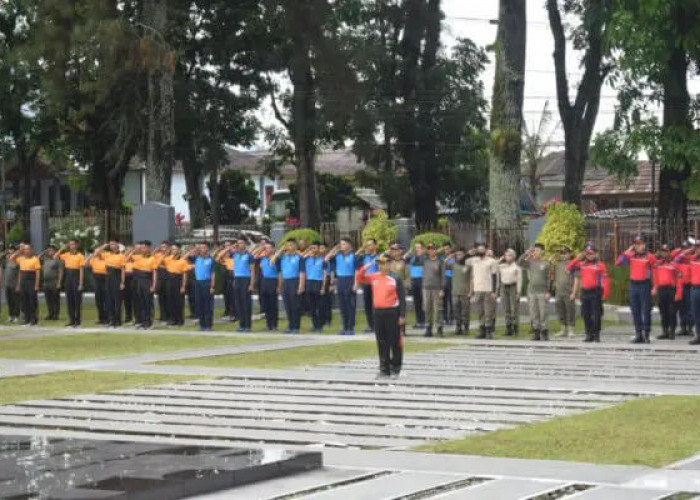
left=672, top=240, right=693, bottom=337
left=674, top=242, right=700, bottom=345
left=568, top=244, right=608, bottom=343
left=357, top=253, right=407, bottom=379
left=653, top=244, right=681, bottom=340
left=616, top=235, right=655, bottom=344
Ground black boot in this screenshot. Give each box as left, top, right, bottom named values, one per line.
left=657, top=327, right=670, bottom=340
left=583, top=330, right=593, bottom=342
left=594, top=331, right=601, bottom=343
left=690, top=332, right=700, bottom=345
left=644, top=331, right=651, bottom=344
left=512, top=323, right=519, bottom=337
left=541, top=329, right=549, bottom=341
left=424, top=326, right=433, bottom=338
left=489, top=321, right=496, bottom=339
left=679, top=324, right=690, bottom=336
left=464, top=321, right=470, bottom=336
left=456, top=322, right=463, bottom=335
left=476, top=325, right=486, bottom=339
left=437, top=326, right=443, bottom=337
left=504, top=324, right=512, bottom=336
left=669, top=326, right=676, bottom=340
left=632, top=331, right=645, bottom=344
left=531, top=329, right=541, bottom=341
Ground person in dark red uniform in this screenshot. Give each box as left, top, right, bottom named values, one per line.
left=672, top=240, right=693, bottom=337
left=616, top=235, right=655, bottom=344
left=675, top=241, right=700, bottom=345
left=568, top=243, right=609, bottom=343
left=653, top=244, right=681, bottom=340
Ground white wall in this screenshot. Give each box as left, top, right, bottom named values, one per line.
left=171, top=173, right=190, bottom=220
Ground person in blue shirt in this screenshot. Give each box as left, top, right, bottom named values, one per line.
left=325, top=238, right=357, bottom=335
left=254, top=241, right=281, bottom=331
left=228, top=238, right=255, bottom=332
left=272, top=239, right=305, bottom=333
left=356, top=239, right=379, bottom=333
left=442, top=243, right=455, bottom=325
left=303, top=243, right=327, bottom=332
left=184, top=242, right=216, bottom=331
left=404, top=242, right=426, bottom=327
left=319, top=244, right=333, bottom=327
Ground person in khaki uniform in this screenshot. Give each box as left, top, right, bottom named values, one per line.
left=519, top=243, right=553, bottom=341
left=422, top=243, right=445, bottom=337
left=449, top=247, right=472, bottom=335
left=498, top=249, right=522, bottom=336
left=553, top=246, right=576, bottom=337
left=468, top=242, right=498, bottom=339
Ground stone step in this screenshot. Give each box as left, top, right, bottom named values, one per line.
left=433, top=478, right=568, bottom=499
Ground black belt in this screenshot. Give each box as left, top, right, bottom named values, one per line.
left=631, top=279, right=651, bottom=285
left=133, top=270, right=152, bottom=278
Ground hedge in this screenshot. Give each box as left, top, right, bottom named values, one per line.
left=410, top=232, right=452, bottom=249
left=279, top=228, right=323, bottom=245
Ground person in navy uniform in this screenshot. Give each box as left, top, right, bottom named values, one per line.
left=231, top=238, right=255, bottom=332
left=356, top=239, right=379, bottom=332
left=254, top=241, right=281, bottom=331
left=326, top=238, right=358, bottom=335
left=184, top=242, right=216, bottom=331
left=272, top=239, right=304, bottom=333
left=616, top=234, right=656, bottom=343
left=303, top=243, right=327, bottom=332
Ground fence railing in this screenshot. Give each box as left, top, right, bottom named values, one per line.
left=49, top=210, right=132, bottom=244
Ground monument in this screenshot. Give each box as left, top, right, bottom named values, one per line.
left=133, top=202, right=175, bottom=246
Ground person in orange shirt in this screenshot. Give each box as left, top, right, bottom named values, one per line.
left=15, top=243, right=42, bottom=325
left=165, top=243, right=189, bottom=326
left=59, top=240, right=86, bottom=327
left=95, top=239, right=126, bottom=327
left=86, top=248, right=108, bottom=325
left=128, top=240, right=159, bottom=329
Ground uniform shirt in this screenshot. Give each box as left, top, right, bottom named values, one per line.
left=519, top=258, right=552, bottom=294
left=165, top=257, right=190, bottom=275
left=61, top=252, right=86, bottom=270
left=193, top=256, right=215, bottom=281
left=444, top=258, right=454, bottom=278
left=356, top=267, right=406, bottom=316
left=224, top=257, right=234, bottom=272
left=617, top=250, right=656, bottom=281
left=233, top=252, right=253, bottom=278
left=554, top=260, right=574, bottom=294
left=451, top=261, right=472, bottom=296
left=467, top=256, right=498, bottom=293
left=360, top=254, right=379, bottom=275
left=42, top=258, right=63, bottom=289
left=278, top=253, right=302, bottom=280
left=653, top=261, right=680, bottom=288
left=334, top=252, right=356, bottom=278
left=567, top=258, right=607, bottom=290
left=132, top=255, right=158, bottom=273
left=17, top=256, right=41, bottom=272
left=422, top=258, right=445, bottom=290
left=153, top=252, right=167, bottom=270
left=258, top=256, right=279, bottom=279
left=408, top=255, right=425, bottom=279
left=304, top=255, right=325, bottom=281
left=674, top=253, right=700, bottom=285
left=125, top=262, right=134, bottom=274
left=90, top=256, right=107, bottom=275
left=389, top=258, right=406, bottom=279
left=498, top=262, right=522, bottom=290
left=104, top=252, right=126, bottom=270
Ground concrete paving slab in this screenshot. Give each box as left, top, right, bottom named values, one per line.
left=623, top=470, right=700, bottom=493
left=567, top=486, right=675, bottom=499
left=433, top=477, right=568, bottom=499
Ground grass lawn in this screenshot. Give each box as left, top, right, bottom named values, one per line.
left=421, top=395, right=700, bottom=467
left=0, top=333, right=270, bottom=361
left=0, top=371, right=203, bottom=405
left=156, top=339, right=459, bottom=369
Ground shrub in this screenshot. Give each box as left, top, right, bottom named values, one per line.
left=361, top=210, right=398, bottom=251
left=279, top=228, right=322, bottom=245
left=411, top=232, right=452, bottom=249
left=7, top=222, right=25, bottom=243
left=536, top=202, right=586, bottom=256
left=608, top=265, right=630, bottom=306
left=51, top=223, right=101, bottom=252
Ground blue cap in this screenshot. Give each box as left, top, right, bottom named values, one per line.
left=634, top=234, right=646, bottom=243
left=585, top=243, right=596, bottom=253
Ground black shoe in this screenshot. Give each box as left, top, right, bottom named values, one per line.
left=541, top=329, right=549, bottom=341
left=455, top=323, right=463, bottom=335
left=669, top=328, right=676, bottom=340
left=632, top=331, right=645, bottom=344
left=644, top=331, right=651, bottom=344
left=437, top=326, right=443, bottom=337
left=594, top=331, right=601, bottom=343
left=476, top=326, right=486, bottom=339
left=657, top=327, right=670, bottom=340
left=583, top=331, right=593, bottom=342
left=690, top=335, right=700, bottom=345
left=65, top=322, right=75, bottom=328
left=531, top=329, right=541, bottom=341
left=424, top=326, right=433, bottom=338
left=679, top=326, right=691, bottom=336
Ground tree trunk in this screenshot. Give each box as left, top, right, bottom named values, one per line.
left=143, top=0, right=174, bottom=205
left=182, top=157, right=206, bottom=228
left=659, top=5, right=690, bottom=238
left=489, top=0, right=526, bottom=252
left=561, top=132, right=588, bottom=207
left=209, top=165, right=220, bottom=244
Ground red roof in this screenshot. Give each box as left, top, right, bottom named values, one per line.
left=583, top=161, right=658, bottom=197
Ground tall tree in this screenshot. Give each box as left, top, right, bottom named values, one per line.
left=489, top=0, right=526, bottom=248
left=546, top=0, right=613, bottom=206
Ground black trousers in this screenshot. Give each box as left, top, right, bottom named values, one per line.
left=234, top=277, right=252, bottom=329
left=679, top=284, right=692, bottom=329
left=44, top=288, right=60, bottom=320
left=374, top=307, right=402, bottom=375
left=306, top=280, right=323, bottom=330
left=223, top=273, right=237, bottom=319
left=6, top=286, right=19, bottom=319
left=657, top=286, right=676, bottom=332
left=362, top=284, right=374, bottom=329
left=581, top=287, right=602, bottom=336
left=64, top=269, right=82, bottom=325
left=411, top=277, right=425, bottom=325
left=106, top=268, right=122, bottom=326
left=260, top=278, right=279, bottom=329
left=187, top=273, right=196, bottom=318
left=167, top=273, right=185, bottom=325
left=123, top=274, right=133, bottom=322
left=93, top=274, right=107, bottom=323
left=194, top=280, right=213, bottom=329
left=282, top=278, right=301, bottom=330
left=443, top=276, right=453, bottom=323
left=20, top=273, right=38, bottom=324
left=337, top=276, right=356, bottom=332
left=133, top=272, right=153, bottom=327
left=155, top=269, right=167, bottom=321
left=321, top=279, right=333, bottom=325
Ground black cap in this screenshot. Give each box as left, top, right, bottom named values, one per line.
left=633, top=234, right=646, bottom=243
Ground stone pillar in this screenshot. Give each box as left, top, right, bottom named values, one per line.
left=396, top=218, right=415, bottom=249
left=133, top=202, right=174, bottom=246
left=271, top=222, right=286, bottom=245
left=30, top=206, right=49, bottom=250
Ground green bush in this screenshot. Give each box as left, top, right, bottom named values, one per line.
left=361, top=210, right=398, bottom=251
left=7, top=222, right=24, bottom=243
left=608, top=265, right=630, bottom=306
left=280, top=228, right=322, bottom=245
left=410, top=232, right=452, bottom=249
left=537, top=202, right=586, bottom=256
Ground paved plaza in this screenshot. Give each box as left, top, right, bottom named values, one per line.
left=0, top=325, right=699, bottom=498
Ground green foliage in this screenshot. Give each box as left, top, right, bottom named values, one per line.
left=50, top=220, right=101, bottom=252
left=280, top=228, right=322, bottom=245
left=536, top=203, right=586, bottom=255
left=361, top=210, right=398, bottom=250
left=608, top=265, right=630, bottom=306
left=288, top=173, right=368, bottom=222
left=206, top=170, right=260, bottom=225
left=7, top=222, right=25, bottom=243
left=411, top=232, right=452, bottom=249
